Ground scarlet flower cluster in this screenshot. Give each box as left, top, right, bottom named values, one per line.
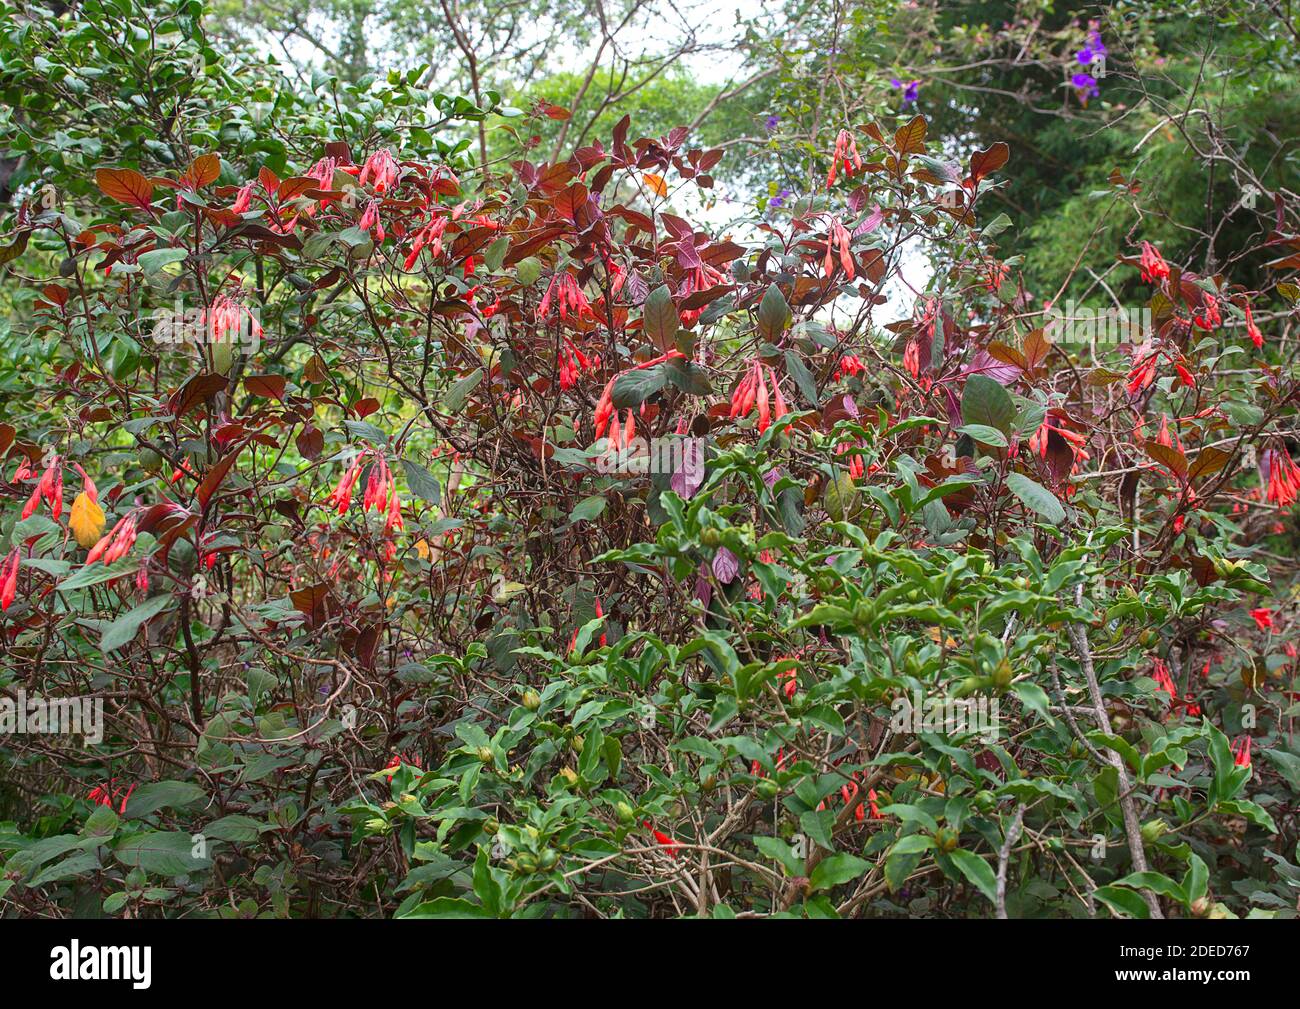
left=729, top=359, right=788, bottom=434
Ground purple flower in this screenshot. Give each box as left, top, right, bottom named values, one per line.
left=1076, top=31, right=1106, bottom=68
left=764, top=113, right=780, bottom=132
left=768, top=187, right=793, bottom=209
left=1071, top=72, right=1099, bottom=98
left=891, top=77, right=920, bottom=105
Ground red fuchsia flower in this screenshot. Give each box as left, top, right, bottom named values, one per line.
left=594, top=597, right=608, bottom=648
left=834, top=354, right=866, bottom=381
left=358, top=199, right=385, bottom=241
left=677, top=263, right=726, bottom=325
left=22, top=454, right=63, bottom=521
left=868, top=788, right=881, bottom=819
left=1150, top=658, right=1201, bottom=717
left=1126, top=348, right=1158, bottom=395
left=1250, top=608, right=1275, bottom=632
left=826, top=129, right=862, bottom=188
left=307, top=156, right=338, bottom=187
left=1244, top=303, right=1263, bottom=349
left=558, top=338, right=599, bottom=389
left=1262, top=447, right=1300, bottom=507
left=203, top=293, right=262, bottom=344
left=1027, top=414, right=1087, bottom=460
left=643, top=820, right=682, bottom=858
left=836, top=438, right=866, bottom=480
left=538, top=272, right=594, bottom=323
left=231, top=181, right=256, bottom=215
left=384, top=753, right=421, bottom=780
left=1192, top=294, right=1221, bottom=331
left=0, top=547, right=20, bottom=612
left=86, top=511, right=139, bottom=565
left=10, top=457, right=33, bottom=483
left=1152, top=657, right=1177, bottom=701
left=88, top=779, right=136, bottom=814
left=902, top=339, right=921, bottom=379
left=1139, top=241, right=1170, bottom=284
left=822, top=216, right=855, bottom=279
left=780, top=666, right=797, bottom=700
left=592, top=351, right=684, bottom=439
left=358, top=149, right=399, bottom=194
left=730, top=359, right=780, bottom=432
left=403, top=215, right=448, bottom=271
left=1231, top=735, right=1252, bottom=768
left=328, top=452, right=366, bottom=514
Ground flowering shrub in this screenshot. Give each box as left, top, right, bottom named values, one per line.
left=1, top=1, right=1299, bottom=920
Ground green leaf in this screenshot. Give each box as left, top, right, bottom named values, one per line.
left=124, top=780, right=206, bottom=818
left=203, top=815, right=264, bottom=843
left=949, top=849, right=998, bottom=902
left=1005, top=473, right=1066, bottom=524
left=642, top=284, right=678, bottom=351
left=401, top=458, right=441, bottom=504
left=809, top=853, right=870, bottom=892
left=100, top=594, right=175, bottom=653
left=569, top=495, right=607, bottom=523
left=756, top=284, right=791, bottom=341
left=753, top=836, right=804, bottom=877
left=956, top=423, right=1007, bottom=447
left=1094, top=884, right=1151, bottom=919
left=783, top=350, right=820, bottom=406
left=138, top=247, right=188, bottom=274
left=611, top=365, right=668, bottom=408
left=1111, top=870, right=1185, bottom=902
left=442, top=368, right=483, bottom=413
left=113, top=831, right=211, bottom=876
left=961, top=374, right=1015, bottom=436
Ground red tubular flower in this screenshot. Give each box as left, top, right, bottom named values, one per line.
left=678, top=263, right=726, bottom=326
left=835, top=354, right=866, bottom=381
left=826, top=129, right=861, bottom=188
left=1263, top=447, right=1300, bottom=507
left=1152, top=658, right=1177, bottom=700
left=868, top=788, right=881, bottom=819
left=1139, top=241, right=1170, bottom=284
left=594, top=597, right=608, bottom=647
left=1250, top=608, right=1275, bottom=631
left=359, top=199, right=384, bottom=241
left=358, top=149, right=399, bottom=194
left=643, top=820, right=681, bottom=858
left=538, top=273, right=594, bottom=323
left=1126, top=350, right=1158, bottom=395
left=1231, top=735, right=1252, bottom=768
left=1244, top=303, right=1263, bottom=349
left=101, top=512, right=139, bottom=564
left=558, top=338, right=598, bottom=389
left=1193, top=294, right=1221, bottom=331
left=592, top=351, right=683, bottom=439
left=329, top=453, right=365, bottom=514
left=903, top=339, right=920, bottom=379
left=231, top=181, right=256, bottom=215
left=0, top=547, right=20, bottom=611
left=22, top=455, right=62, bottom=521
left=823, top=217, right=855, bottom=279
left=403, top=215, right=448, bottom=271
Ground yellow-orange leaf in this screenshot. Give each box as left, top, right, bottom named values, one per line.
left=95, top=168, right=155, bottom=211
left=643, top=173, right=668, bottom=198
left=70, top=492, right=105, bottom=549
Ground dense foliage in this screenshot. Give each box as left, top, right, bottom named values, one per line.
left=1, top=0, right=1298, bottom=919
